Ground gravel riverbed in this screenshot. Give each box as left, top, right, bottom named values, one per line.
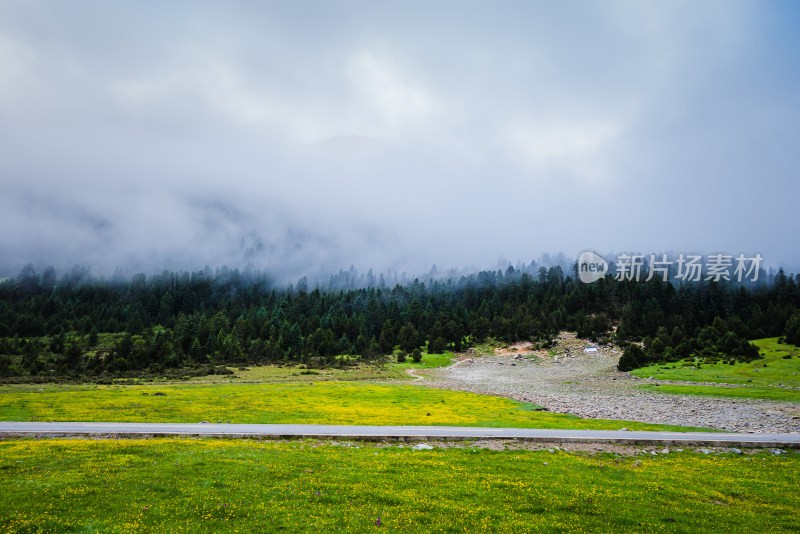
left=422, top=334, right=800, bottom=433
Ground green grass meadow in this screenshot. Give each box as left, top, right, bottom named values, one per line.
left=631, top=338, right=800, bottom=403
left=0, top=381, right=709, bottom=431
left=2, top=340, right=798, bottom=533
left=639, top=383, right=800, bottom=403
left=1, top=438, right=798, bottom=533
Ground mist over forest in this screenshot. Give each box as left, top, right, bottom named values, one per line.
left=1, top=2, right=799, bottom=379
left=2, top=254, right=799, bottom=382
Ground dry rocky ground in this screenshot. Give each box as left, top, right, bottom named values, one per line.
left=423, top=333, right=800, bottom=433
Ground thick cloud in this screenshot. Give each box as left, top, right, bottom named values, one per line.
left=1, top=1, right=799, bottom=280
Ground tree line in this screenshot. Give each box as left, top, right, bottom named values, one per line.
left=0, top=263, right=798, bottom=379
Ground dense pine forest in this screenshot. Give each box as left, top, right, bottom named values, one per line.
left=1, top=263, right=799, bottom=381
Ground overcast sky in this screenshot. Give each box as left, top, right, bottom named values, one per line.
left=1, top=1, right=799, bottom=280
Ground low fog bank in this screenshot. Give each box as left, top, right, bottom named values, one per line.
left=2, top=135, right=797, bottom=284
left=3, top=249, right=797, bottom=294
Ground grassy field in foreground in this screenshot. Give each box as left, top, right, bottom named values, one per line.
left=0, top=381, right=710, bottom=431
left=630, top=338, right=800, bottom=388
left=1, top=439, right=798, bottom=533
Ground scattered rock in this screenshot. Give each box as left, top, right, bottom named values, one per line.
left=412, top=443, right=434, bottom=451
left=428, top=337, right=800, bottom=434
left=730, top=448, right=743, bottom=454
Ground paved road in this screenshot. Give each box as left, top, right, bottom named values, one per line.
left=1, top=422, right=798, bottom=447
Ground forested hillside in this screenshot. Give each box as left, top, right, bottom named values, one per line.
left=1, top=264, right=799, bottom=379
